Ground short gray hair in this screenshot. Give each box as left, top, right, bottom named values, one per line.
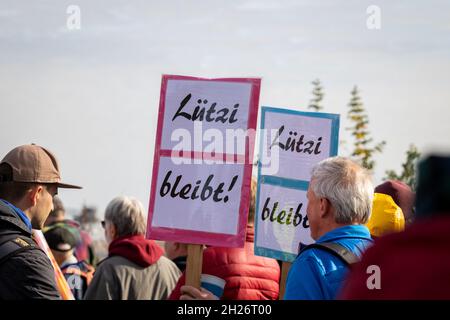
left=104, top=196, right=147, bottom=237
left=310, top=157, right=374, bottom=224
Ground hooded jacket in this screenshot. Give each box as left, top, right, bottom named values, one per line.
left=375, top=180, right=415, bottom=223
left=168, top=226, right=280, bottom=300
left=84, top=234, right=181, bottom=300
left=366, top=193, right=405, bottom=238
left=284, top=225, right=373, bottom=300
left=0, top=200, right=60, bottom=299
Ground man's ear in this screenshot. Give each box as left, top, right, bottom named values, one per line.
left=110, top=223, right=117, bottom=239
left=319, top=197, right=331, bottom=218
left=28, top=185, right=43, bottom=206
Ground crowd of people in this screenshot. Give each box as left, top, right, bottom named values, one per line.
left=0, top=143, right=449, bottom=300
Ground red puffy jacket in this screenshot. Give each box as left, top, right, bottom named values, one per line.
left=169, top=226, right=280, bottom=300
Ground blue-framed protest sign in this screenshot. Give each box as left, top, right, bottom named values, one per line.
left=254, top=106, right=340, bottom=262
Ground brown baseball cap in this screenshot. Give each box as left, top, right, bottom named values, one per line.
left=0, top=144, right=82, bottom=189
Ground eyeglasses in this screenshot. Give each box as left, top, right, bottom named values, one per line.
left=101, top=220, right=105, bottom=228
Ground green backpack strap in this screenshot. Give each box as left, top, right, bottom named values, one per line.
left=298, top=242, right=360, bottom=266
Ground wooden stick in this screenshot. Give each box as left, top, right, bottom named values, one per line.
left=279, top=261, right=292, bottom=300
left=185, top=244, right=204, bottom=288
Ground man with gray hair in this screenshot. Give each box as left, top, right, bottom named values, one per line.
left=84, top=196, right=181, bottom=300
left=284, top=157, right=374, bottom=300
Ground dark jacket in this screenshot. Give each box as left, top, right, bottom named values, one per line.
left=169, top=226, right=280, bottom=300
left=61, top=259, right=94, bottom=300
left=0, top=200, right=60, bottom=299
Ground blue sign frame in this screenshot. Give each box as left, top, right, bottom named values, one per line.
left=254, top=106, right=340, bottom=262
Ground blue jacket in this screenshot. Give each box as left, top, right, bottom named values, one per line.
left=284, top=225, right=373, bottom=300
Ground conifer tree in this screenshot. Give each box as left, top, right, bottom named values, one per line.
left=308, top=79, right=324, bottom=112
left=347, top=86, right=385, bottom=171
left=385, top=144, right=421, bottom=190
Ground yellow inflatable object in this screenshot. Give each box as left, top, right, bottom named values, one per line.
left=366, top=193, right=405, bottom=237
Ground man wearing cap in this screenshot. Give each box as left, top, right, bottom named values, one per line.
left=0, top=144, right=81, bottom=299
left=44, top=224, right=94, bottom=300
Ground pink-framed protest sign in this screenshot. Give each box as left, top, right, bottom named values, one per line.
left=146, top=75, right=260, bottom=248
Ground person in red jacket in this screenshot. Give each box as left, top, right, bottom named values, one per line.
left=169, top=178, right=280, bottom=300
left=340, top=155, right=450, bottom=299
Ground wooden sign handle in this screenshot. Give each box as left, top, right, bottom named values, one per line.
left=279, top=261, right=292, bottom=300
left=185, top=244, right=204, bottom=288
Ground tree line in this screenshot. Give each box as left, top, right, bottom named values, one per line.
left=308, top=79, right=420, bottom=190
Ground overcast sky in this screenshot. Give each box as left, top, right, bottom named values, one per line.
left=1, top=0, right=449, bottom=217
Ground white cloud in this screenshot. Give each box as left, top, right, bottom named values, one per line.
left=0, top=8, right=18, bottom=18
left=236, top=1, right=284, bottom=11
